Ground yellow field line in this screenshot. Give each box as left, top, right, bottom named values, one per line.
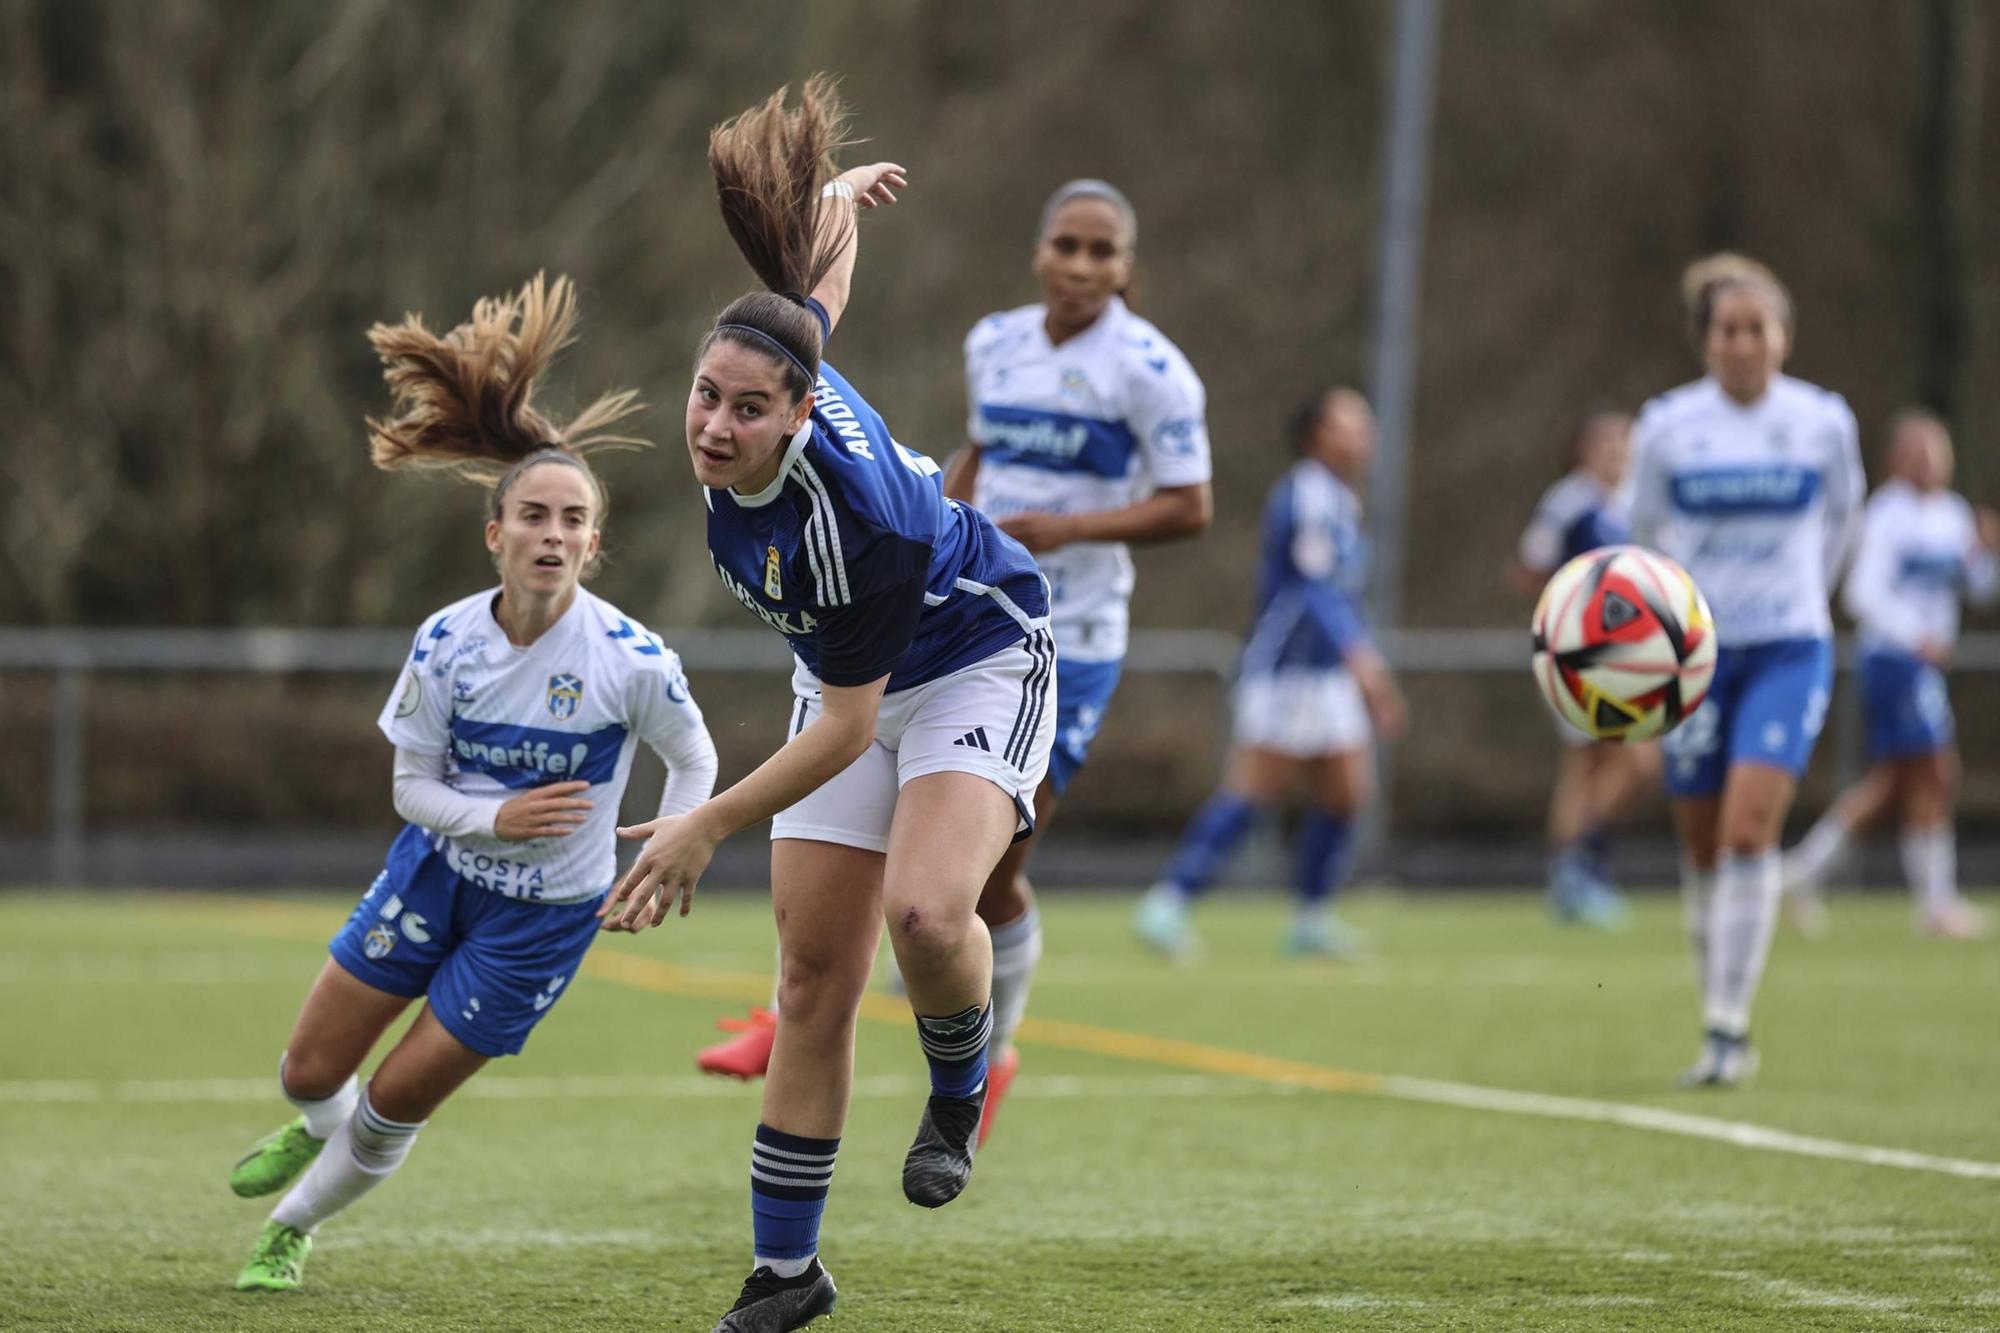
left=161, top=892, right=1384, bottom=1093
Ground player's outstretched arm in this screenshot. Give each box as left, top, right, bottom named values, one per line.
left=599, top=674, right=889, bottom=931
left=808, top=161, right=906, bottom=334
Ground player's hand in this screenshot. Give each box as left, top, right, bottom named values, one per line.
left=1916, top=638, right=1954, bottom=670
left=834, top=162, right=906, bottom=210
left=996, top=510, right=1075, bottom=554
left=598, top=811, right=719, bottom=931
left=1349, top=650, right=1408, bottom=742
left=1975, top=506, right=2000, bottom=552
left=493, top=781, right=592, bottom=841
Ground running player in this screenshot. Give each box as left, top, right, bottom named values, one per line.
left=1510, top=408, right=1661, bottom=928
left=228, top=275, right=719, bottom=1292
left=695, top=180, right=1212, bottom=1156
left=1133, top=388, right=1404, bottom=958
left=596, top=80, right=1055, bottom=1333
left=1627, top=254, right=1864, bottom=1087
left=1783, top=408, right=1998, bottom=937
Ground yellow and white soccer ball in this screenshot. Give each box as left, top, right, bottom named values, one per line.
left=1530, top=544, right=1717, bottom=742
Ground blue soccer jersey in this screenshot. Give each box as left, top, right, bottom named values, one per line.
left=706, top=303, right=1048, bottom=690
left=1239, top=459, right=1370, bottom=675
left=1518, top=471, right=1631, bottom=574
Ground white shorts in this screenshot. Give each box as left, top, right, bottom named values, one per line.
left=1232, top=668, right=1371, bottom=757
left=770, top=631, right=1057, bottom=854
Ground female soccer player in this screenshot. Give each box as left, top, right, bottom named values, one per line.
left=227, top=276, right=719, bottom=1291
left=1511, top=408, right=1660, bottom=928
left=1628, top=254, right=1864, bottom=1087
left=1783, top=409, right=1998, bottom=938
left=1133, top=388, right=1404, bottom=958
left=696, top=180, right=1212, bottom=1156
left=596, top=80, right=1055, bottom=1332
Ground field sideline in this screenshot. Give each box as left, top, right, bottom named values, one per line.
left=2, top=888, right=1996, bottom=1331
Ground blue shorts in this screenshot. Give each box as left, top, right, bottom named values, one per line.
left=1047, top=656, right=1124, bottom=796
left=1661, top=637, right=1833, bottom=798
left=1862, top=649, right=1954, bottom=760
left=329, top=826, right=606, bottom=1058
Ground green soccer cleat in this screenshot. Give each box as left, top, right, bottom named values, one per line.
left=234, top=1220, right=311, bottom=1292
left=229, top=1117, right=324, bottom=1198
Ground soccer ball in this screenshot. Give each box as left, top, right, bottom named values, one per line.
left=1531, top=544, right=1717, bottom=741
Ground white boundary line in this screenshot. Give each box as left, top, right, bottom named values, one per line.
left=1380, top=1076, right=2000, bottom=1182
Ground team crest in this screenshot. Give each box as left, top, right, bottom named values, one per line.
left=547, top=672, right=584, bottom=721
left=764, top=545, right=783, bottom=599
left=1060, top=369, right=1090, bottom=400
left=363, top=923, right=397, bottom=960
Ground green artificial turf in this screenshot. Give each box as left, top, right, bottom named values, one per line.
left=1, top=888, right=1995, bottom=1331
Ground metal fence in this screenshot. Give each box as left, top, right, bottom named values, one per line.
left=6, top=626, right=1998, bottom=888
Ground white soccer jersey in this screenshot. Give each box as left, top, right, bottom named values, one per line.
left=1842, top=480, right=1998, bottom=654
left=965, top=296, right=1212, bottom=663
left=377, top=588, right=712, bottom=903
left=1628, top=375, right=1864, bottom=645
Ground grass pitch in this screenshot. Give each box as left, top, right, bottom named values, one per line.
left=1, top=887, right=1996, bottom=1331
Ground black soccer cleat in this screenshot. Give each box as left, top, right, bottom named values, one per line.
left=901, top=1086, right=985, bottom=1208
left=711, top=1260, right=837, bottom=1332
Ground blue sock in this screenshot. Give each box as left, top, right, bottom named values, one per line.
left=1581, top=825, right=1612, bottom=877
left=750, top=1124, right=838, bottom=1268
left=1297, top=811, right=1353, bottom=907
left=1162, top=793, right=1261, bottom=900
left=916, top=1002, right=991, bottom=1099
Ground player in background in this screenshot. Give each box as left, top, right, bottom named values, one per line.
left=1628, top=254, right=1864, bottom=1087
left=1782, top=409, right=1998, bottom=938
left=227, top=276, right=719, bottom=1292
left=695, top=179, right=1213, bottom=1153
left=1134, top=388, right=1405, bottom=958
left=596, top=80, right=1055, bottom=1332
left=1509, top=408, right=1661, bottom=928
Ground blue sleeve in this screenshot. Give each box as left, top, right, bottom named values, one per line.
left=1308, top=585, right=1369, bottom=655
left=805, top=297, right=833, bottom=342
left=813, top=568, right=928, bottom=686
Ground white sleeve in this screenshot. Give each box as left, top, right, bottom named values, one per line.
left=1127, top=352, right=1212, bottom=489
left=1841, top=498, right=1925, bottom=649
left=1516, top=486, right=1566, bottom=573
left=392, top=747, right=505, bottom=838
left=628, top=649, right=720, bottom=818
left=1626, top=408, right=1670, bottom=551
left=1820, top=400, right=1866, bottom=586
left=376, top=616, right=454, bottom=755
left=1966, top=549, right=2000, bottom=606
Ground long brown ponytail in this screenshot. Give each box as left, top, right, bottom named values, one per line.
left=365, top=273, right=648, bottom=521
left=702, top=75, right=854, bottom=401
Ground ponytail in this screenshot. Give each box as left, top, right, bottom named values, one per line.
left=364, top=273, right=648, bottom=521
left=701, top=75, right=854, bottom=401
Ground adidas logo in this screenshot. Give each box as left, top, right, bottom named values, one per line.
left=951, top=727, right=992, bottom=752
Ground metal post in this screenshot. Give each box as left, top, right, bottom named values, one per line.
left=51, top=665, right=87, bottom=886
left=1362, top=0, right=1443, bottom=872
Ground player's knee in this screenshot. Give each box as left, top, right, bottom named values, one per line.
left=774, top=951, right=868, bottom=1027
left=884, top=897, right=972, bottom=969
left=281, top=1046, right=356, bottom=1102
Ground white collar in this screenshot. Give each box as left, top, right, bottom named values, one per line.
left=717, top=421, right=814, bottom=509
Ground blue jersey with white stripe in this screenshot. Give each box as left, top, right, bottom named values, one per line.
left=1240, top=459, right=1369, bottom=675
left=706, top=306, right=1047, bottom=691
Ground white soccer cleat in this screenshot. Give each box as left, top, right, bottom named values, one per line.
left=1921, top=901, right=1992, bottom=941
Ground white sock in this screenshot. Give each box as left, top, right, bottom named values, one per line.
left=280, top=1055, right=358, bottom=1141
left=271, top=1088, right=424, bottom=1233
left=1785, top=814, right=1849, bottom=894
left=1703, top=850, right=1782, bottom=1038
left=1679, top=859, right=1715, bottom=990
left=1901, top=825, right=1956, bottom=916
left=988, top=907, right=1043, bottom=1053
left=755, top=1254, right=814, bottom=1279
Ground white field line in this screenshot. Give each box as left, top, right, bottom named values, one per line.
left=0, top=1072, right=1295, bottom=1106
left=1380, top=1075, right=2000, bottom=1182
